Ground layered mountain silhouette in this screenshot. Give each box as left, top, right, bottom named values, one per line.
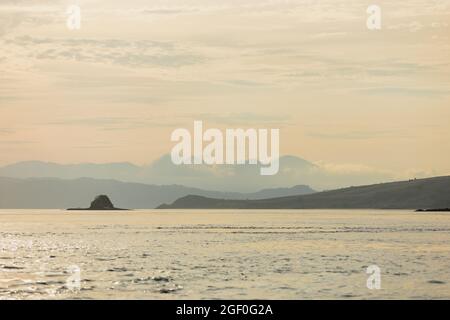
left=0, top=176, right=314, bottom=209
left=157, top=176, right=450, bottom=210
left=0, top=155, right=394, bottom=191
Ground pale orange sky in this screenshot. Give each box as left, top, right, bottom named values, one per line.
left=1, top=0, right=450, bottom=180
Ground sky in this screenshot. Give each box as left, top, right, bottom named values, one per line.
left=1, top=0, right=450, bottom=183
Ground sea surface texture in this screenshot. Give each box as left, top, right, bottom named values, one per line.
left=1, top=210, right=449, bottom=299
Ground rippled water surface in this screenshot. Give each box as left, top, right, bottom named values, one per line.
left=1, top=209, right=450, bottom=299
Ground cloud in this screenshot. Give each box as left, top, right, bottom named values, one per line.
left=222, top=80, right=268, bottom=87
left=358, top=87, right=450, bottom=98
left=195, top=112, right=292, bottom=127
left=45, top=116, right=184, bottom=130
left=44, top=113, right=292, bottom=131
left=0, top=128, right=13, bottom=135
left=306, top=129, right=413, bottom=140
left=0, top=140, right=34, bottom=145
left=317, top=161, right=392, bottom=176
left=388, top=21, right=424, bottom=32
left=5, top=36, right=204, bottom=68
left=141, top=8, right=195, bottom=15
left=0, top=2, right=60, bottom=36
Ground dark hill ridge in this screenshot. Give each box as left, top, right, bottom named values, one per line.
left=157, top=176, right=450, bottom=210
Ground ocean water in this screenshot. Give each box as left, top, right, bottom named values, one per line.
left=0, top=209, right=449, bottom=300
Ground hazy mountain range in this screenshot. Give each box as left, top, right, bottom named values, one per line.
left=0, top=155, right=395, bottom=192
left=157, top=176, right=450, bottom=210
left=0, top=176, right=314, bottom=209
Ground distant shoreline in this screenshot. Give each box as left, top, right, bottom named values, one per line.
left=416, top=208, right=450, bottom=212
left=67, top=208, right=130, bottom=211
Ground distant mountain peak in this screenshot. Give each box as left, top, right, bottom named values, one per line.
left=0, top=154, right=395, bottom=192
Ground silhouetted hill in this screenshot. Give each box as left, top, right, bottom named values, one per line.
left=68, top=195, right=128, bottom=210
left=157, top=176, right=450, bottom=209
left=0, top=177, right=314, bottom=209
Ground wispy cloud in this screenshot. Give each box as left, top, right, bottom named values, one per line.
left=306, top=129, right=413, bottom=140
left=193, top=112, right=292, bottom=127
left=5, top=36, right=204, bottom=68
left=0, top=140, right=34, bottom=145
left=45, top=116, right=184, bottom=130
left=0, top=128, right=13, bottom=135
left=358, top=87, right=450, bottom=98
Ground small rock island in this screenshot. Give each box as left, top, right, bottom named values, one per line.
left=67, top=195, right=129, bottom=211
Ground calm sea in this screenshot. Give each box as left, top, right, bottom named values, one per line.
left=1, top=209, right=449, bottom=299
